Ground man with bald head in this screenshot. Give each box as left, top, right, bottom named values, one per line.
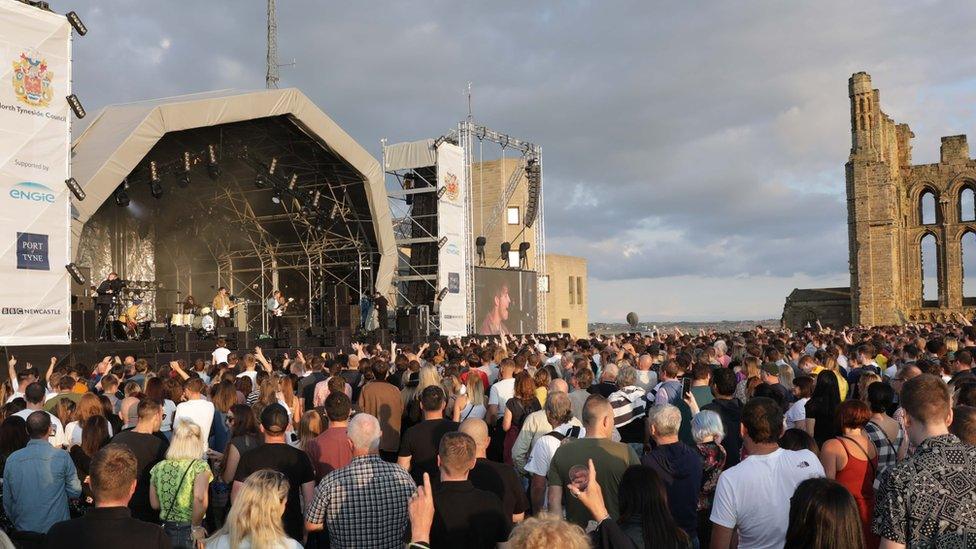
left=510, top=378, right=582, bottom=473
left=460, top=418, right=528, bottom=523
left=547, top=395, right=639, bottom=527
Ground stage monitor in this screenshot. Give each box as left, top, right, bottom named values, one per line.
left=474, top=267, right=537, bottom=335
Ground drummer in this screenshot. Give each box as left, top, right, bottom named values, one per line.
left=183, top=295, right=199, bottom=315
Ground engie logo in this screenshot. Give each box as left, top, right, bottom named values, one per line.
left=9, top=182, right=55, bottom=203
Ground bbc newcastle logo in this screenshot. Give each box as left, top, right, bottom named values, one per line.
left=16, top=232, right=49, bottom=271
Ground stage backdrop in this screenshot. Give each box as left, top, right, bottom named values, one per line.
left=0, top=1, right=71, bottom=345
left=436, top=142, right=468, bottom=336
left=474, top=267, right=537, bottom=335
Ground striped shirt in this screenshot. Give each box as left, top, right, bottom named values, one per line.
left=608, top=385, right=647, bottom=427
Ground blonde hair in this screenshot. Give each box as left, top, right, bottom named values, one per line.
left=465, top=374, right=486, bottom=407
left=166, top=420, right=205, bottom=460
left=298, top=410, right=322, bottom=451
left=206, top=470, right=289, bottom=549
left=509, top=513, right=589, bottom=549
left=416, top=365, right=441, bottom=397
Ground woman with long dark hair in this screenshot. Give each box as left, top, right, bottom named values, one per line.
left=502, top=372, right=542, bottom=464
left=802, top=370, right=842, bottom=447
left=145, top=377, right=177, bottom=439
left=617, top=465, right=691, bottom=549
left=785, top=477, right=866, bottom=549
left=69, top=415, right=110, bottom=514
left=219, top=404, right=261, bottom=485
left=0, top=416, right=27, bottom=532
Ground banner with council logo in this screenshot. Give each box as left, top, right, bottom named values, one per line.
left=0, top=1, right=71, bottom=345
left=436, top=142, right=468, bottom=336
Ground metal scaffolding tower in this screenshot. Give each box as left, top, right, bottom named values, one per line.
left=266, top=0, right=279, bottom=89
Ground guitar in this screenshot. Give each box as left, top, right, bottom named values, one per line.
left=274, top=297, right=295, bottom=317
left=215, top=300, right=251, bottom=318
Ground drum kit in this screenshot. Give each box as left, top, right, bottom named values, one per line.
left=171, top=306, right=216, bottom=335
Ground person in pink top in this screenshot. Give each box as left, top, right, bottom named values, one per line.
left=307, top=392, right=353, bottom=480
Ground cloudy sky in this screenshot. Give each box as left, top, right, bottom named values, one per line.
left=66, top=1, right=976, bottom=322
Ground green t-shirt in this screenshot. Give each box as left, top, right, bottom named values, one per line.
left=546, top=437, right=640, bottom=527
left=150, top=458, right=212, bottom=523
left=690, top=385, right=714, bottom=408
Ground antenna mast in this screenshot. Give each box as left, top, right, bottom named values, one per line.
left=266, top=0, right=279, bottom=89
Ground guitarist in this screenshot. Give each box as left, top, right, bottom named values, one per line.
left=212, top=286, right=234, bottom=329
left=266, top=290, right=289, bottom=338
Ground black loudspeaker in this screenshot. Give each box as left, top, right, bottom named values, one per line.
left=217, top=327, right=237, bottom=336
left=71, top=310, right=97, bottom=342
left=333, top=328, right=351, bottom=350
left=149, top=327, right=170, bottom=340
left=236, top=331, right=253, bottom=351
left=70, top=265, right=92, bottom=311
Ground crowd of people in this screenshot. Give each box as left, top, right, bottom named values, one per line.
left=0, top=323, right=975, bottom=548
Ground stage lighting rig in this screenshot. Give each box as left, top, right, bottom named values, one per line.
left=500, top=241, right=511, bottom=257
left=148, top=161, right=163, bottom=198
left=438, top=236, right=448, bottom=249
left=437, top=287, right=449, bottom=301
left=207, top=144, right=220, bottom=179
left=271, top=188, right=282, bottom=205
left=65, top=263, right=86, bottom=285
left=178, top=152, right=191, bottom=188
left=65, top=11, right=87, bottom=35
left=287, top=174, right=298, bottom=191
left=65, top=177, right=85, bottom=201
left=66, top=94, right=85, bottom=118
left=114, top=180, right=130, bottom=207
left=311, top=190, right=321, bottom=209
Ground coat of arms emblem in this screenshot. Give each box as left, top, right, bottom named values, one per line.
left=12, top=51, right=53, bottom=108
left=444, top=172, right=460, bottom=201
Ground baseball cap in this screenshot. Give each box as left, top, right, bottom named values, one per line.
left=760, top=362, right=780, bottom=376
left=536, top=343, right=547, bottom=353
left=260, top=403, right=290, bottom=434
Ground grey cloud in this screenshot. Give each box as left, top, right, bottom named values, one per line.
left=64, top=1, right=976, bottom=310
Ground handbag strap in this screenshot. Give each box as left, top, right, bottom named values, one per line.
left=165, top=460, right=197, bottom=520
left=840, top=435, right=876, bottom=477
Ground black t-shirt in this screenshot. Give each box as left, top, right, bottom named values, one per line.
left=111, top=430, right=169, bottom=523
left=431, top=481, right=510, bottom=549
left=805, top=397, right=840, bottom=447
left=300, top=372, right=327, bottom=411
left=340, top=369, right=364, bottom=402
left=398, top=418, right=459, bottom=485
left=234, top=443, right=316, bottom=541
left=468, top=458, right=529, bottom=519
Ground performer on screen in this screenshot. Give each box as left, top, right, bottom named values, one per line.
left=95, top=272, right=124, bottom=340
left=480, top=282, right=513, bottom=336
left=212, top=287, right=233, bottom=329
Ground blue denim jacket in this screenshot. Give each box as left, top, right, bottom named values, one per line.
left=2, top=439, right=81, bottom=533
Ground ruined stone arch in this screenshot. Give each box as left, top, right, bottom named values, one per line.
left=912, top=184, right=940, bottom=225
left=956, top=179, right=976, bottom=222
left=919, top=231, right=942, bottom=307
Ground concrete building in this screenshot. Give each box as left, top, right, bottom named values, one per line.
left=470, top=158, right=538, bottom=270
left=544, top=254, right=588, bottom=337
left=784, top=71, right=976, bottom=328
left=470, top=159, right=588, bottom=334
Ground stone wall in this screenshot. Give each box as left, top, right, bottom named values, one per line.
left=845, top=72, right=976, bottom=325
left=782, top=288, right=852, bottom=331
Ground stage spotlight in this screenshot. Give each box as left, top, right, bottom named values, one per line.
left=500, top=241, right=511, bottom=257
left=65, top=177, right=85, bottom=201
left=475, top=236, right=486, bottom=265
left=207, top=144, right=220, bottom=179
left=268, top=157, right=278, bottom=175
left=177, top=152, right=191, bottom=188
left=437, top=186, right=447, bottom=199
left=437, top=287, right=449, bottom=301
left=254, top=174, right=266, bottom=188
left=271, top=189, right=282, bottom=205
left=329, top=204, right=339, bottom=220
left=65, top=263, right=86, bottom=285
left=66, top=94, right=85, bottom=118
left=66, top=11, right=87, bottom=35
left=149, top=161, right=163, bottom=198
left=114, top=185, right=130, bottom=207
left=311, top=190, right=321, bottom=209
left=438, top=236, right=448, bottom=249
left=288, top=174, right=298, bottom=191
left=518, top=241, right=531, bottom=268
